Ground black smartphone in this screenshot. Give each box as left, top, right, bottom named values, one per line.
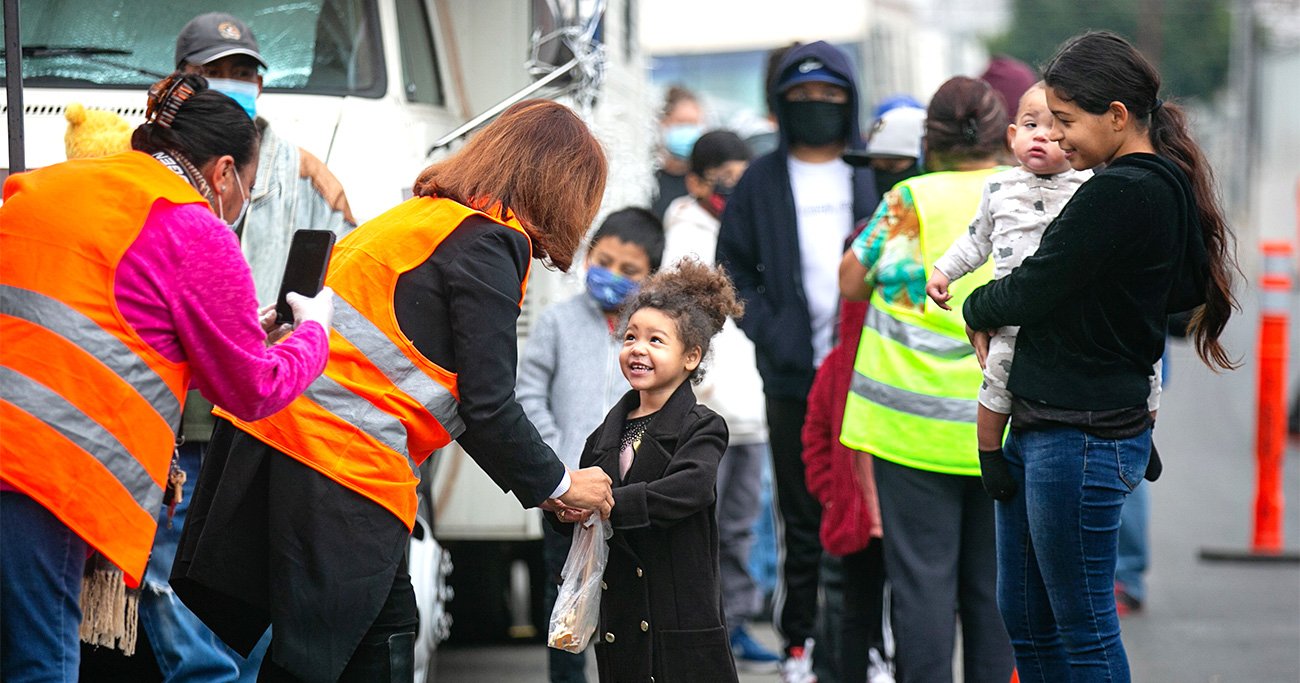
left=275, top=229, right=337, bottom=325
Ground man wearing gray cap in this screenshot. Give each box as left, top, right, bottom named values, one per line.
left=128, top=13, right=357, bottom=683
left=174, top=13, right=356, bottom=305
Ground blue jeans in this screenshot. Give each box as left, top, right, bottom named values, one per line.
left=1114, top=482, right=1149, bottom=602
left=140, top=442, right=266, bottom=682
left=0, top=491, right=89, bottom=683
left=997, top=427, right=1149, bottom=683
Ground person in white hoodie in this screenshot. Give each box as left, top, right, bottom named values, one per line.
left=662, top=131, right=781, bottom=671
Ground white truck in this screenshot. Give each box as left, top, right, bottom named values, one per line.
left=3, top=0, right=653, bottom=670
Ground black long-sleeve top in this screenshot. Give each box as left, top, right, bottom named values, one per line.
left=394, top=214, right=565, bottom=507
left=173, top=214, right=565, bottom=681
left=964, top=153, right=1208, bottom=411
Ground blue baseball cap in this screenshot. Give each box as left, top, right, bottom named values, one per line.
left=777, top=57, right=850, bottom=94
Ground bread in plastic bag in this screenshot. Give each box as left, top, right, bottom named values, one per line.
left=547, top=516, right=613, bottom=652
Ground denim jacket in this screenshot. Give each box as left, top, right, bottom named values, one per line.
left=240, top=120, right=356, bottom=306
left=182, top=121, right=356, bottom=442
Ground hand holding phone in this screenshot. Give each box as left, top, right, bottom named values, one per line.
left=285, top=287, right=334, bottom=333
left=276, top=229, right=337, bottom=325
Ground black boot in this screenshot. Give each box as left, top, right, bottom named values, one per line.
left=339, top=632, right=416, bottom=682
left=388, top=632, right=415, bottom=683
left=1144, top=441, right=1162, bottom=482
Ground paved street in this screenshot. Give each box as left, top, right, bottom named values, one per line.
left=435, top=291, right=1300, bottom=682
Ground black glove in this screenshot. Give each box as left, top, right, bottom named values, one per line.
left=1144, top=441, right=1162, bottom=482
left=978, top=449, right=1017, bottom=501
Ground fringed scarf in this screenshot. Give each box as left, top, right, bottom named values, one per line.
left=152, top=149, right=217, bottom=205
left=79, top=554, right=141, bottom=655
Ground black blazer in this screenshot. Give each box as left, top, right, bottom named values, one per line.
left=552, top=381, right=739, bottom=682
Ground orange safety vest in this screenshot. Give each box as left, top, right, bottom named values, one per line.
left=219, top=197, right=532, bottom=528
left=0, top=152, right=203, bottom=586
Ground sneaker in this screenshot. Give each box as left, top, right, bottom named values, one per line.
left=868, top=647, right=895, bottom=683
left=729, top=626, right=780, bottom=673
left=1114, top=583, right=1144, bottom=617
left=779, top=638, right=817, bottom=683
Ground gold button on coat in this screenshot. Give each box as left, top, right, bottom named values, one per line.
left=640, top=621, right=649, bottom=632
left=636, top=567, right=644, bottom=577
left=604, top=632, right=615, bottom=643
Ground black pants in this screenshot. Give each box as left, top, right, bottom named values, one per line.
left=872, top=457, right=1013, bottom=683
left=766, top=396, right=823, bottom=654
left=840, top=539, right=887, bottom=683
left=258, top=554, right=418, bottom=682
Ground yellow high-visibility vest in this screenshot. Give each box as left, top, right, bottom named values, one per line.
left=840, top=169, right=998, bottom=476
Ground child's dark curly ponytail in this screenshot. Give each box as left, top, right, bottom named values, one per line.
left=622, top=258, right=744, bottom=383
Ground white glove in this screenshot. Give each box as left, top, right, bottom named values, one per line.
left=287, top=286, right=335, bottom=332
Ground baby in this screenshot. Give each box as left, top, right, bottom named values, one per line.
left=927, top=83, right=1157, bottom=499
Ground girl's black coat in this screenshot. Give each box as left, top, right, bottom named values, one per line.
left=552, top=381, right=739, bottom=682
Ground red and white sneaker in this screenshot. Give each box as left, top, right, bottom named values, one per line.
left=779, top=638, right=817, bottom=683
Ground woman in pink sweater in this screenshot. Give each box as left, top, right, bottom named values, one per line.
left=0, top=73, right=331, bottom=680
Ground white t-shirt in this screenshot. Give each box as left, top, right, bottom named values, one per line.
left=788, top=156, right=854, bottom=367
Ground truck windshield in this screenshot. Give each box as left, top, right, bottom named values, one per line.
left=1, top=0, right=385, bottom=97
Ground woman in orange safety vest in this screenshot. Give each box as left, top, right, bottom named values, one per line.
left=172, top=99, right=616, bottom=682
left=0, top=73, right=333, bottom=681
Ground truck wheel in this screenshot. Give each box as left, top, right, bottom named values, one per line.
left=441, top=540, right=545, bottom=644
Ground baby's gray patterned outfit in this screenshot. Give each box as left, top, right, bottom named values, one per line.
left=935, top=166, right=1163, bottom=414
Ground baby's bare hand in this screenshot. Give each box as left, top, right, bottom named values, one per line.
left=926, top=270, right=953, bottom=311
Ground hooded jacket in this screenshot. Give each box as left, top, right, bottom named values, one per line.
left=717, top=41, right=879, bottom=400
left=801, top=298, right=882, bottom=556
left=965, top=153, right=1209, bottom=410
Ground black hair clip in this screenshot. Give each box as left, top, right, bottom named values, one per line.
left=146, top=75, right=196, bottom=129
left=962, top=116, right=979, bottom=145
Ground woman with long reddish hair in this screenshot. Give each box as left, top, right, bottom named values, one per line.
left=173, top=99, right=615, bottom=682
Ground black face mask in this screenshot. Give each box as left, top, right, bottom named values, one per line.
left=785, top=101, right=850, bottom=147
left=874, top=165, right=921, bottom=196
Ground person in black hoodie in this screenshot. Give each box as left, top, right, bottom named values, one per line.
left=963, top=32, right=1237, bottom=682
left=716, top=40, right=877, bottom=682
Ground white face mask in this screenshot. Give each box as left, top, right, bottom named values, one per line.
left=216, top=166, right=250, bottom=228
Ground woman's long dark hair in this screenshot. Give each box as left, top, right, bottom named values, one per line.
left=1043, top=31, right=1238, bottom=370
left=924, top=76, right=1007, bottom=169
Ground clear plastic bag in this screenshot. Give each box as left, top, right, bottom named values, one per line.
left=547, top=516, right=612, bottom=653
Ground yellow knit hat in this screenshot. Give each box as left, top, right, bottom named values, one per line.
left=64, top=103, right=133, bottom=160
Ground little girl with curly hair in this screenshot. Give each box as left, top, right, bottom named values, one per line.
left=551, top=258, right=745, bottom=682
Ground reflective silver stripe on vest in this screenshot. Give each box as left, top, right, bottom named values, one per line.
left=330, top=296, right=466, bottom=439
left=864, top=305, right=973, bottom=359
left=0, top=366, right=164, bottom=515
left=301, top=373, right=411, bottom=455
left=0, top=284, right=182, bottom=429
left=850, top=370, right=978, bottom=423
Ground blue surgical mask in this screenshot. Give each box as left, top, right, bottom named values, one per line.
left=207, top=77, right=259, bottom=119
left=663, top=124, right=702, bottom=160
left=585, top=266, right=639, bottom=311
